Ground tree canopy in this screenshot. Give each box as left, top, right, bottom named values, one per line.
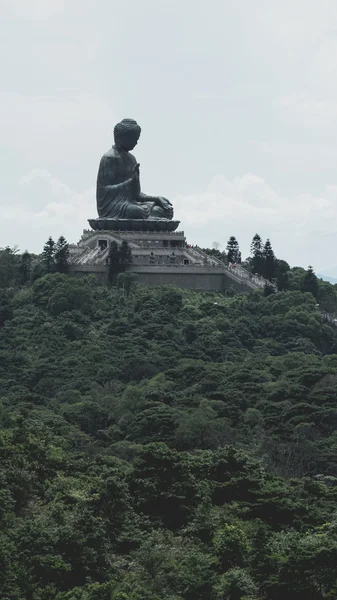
left=1, top=243, right=337, bottom=598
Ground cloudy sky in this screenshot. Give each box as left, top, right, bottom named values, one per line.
left=2, top=0, right=337, bottom=273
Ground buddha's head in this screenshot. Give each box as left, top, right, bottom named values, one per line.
left=114, top=118, right=141, bottom=151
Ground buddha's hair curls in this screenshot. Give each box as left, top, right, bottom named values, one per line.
left=114, top=118, right=141, bottom=139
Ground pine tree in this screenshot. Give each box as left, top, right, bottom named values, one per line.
left=250, top=234, right=264, bottom=275
left=41, top=237, right=55, bottom=273
left=108, top=242, right=120, bottom=284
left=0, top=247, right=19, bottom=288
left=226, top=236, right=241, bottom=263
left=119, top=240, right=132, bottom=269
left=107, top=241, right=132, bottom=285
left=18, top=251, right=32, bottom=284
left=54, top=236, right=70, bottom=274
left=301, top=266, right=319, bottom=299
left=262, top=239, right=276, bottom=280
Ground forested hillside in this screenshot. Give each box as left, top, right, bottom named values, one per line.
left=2, top=267, right=337, bottom=599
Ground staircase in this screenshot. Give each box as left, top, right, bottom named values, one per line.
left=184, top=247, right=274, bottom=291
left=184, top=246, right=223, bottom=266
left=74, top=246, right=103, bottom=265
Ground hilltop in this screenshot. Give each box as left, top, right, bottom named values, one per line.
left=1, top=269, right=337, bottom=599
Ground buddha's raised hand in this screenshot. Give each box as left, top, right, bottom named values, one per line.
left=132, top=163, right=140, bottom=178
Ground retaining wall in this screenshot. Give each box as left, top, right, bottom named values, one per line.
left=69, top=264, right=255, bottom=293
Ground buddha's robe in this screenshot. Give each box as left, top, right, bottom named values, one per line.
left=96, top=146, right=171, bottom=220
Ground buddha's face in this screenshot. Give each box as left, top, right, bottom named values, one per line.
left=115, top=130, right=140, bottom=151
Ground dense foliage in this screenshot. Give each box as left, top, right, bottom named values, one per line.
left=2, top=251, right=337, bottom=598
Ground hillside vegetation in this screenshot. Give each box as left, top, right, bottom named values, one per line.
left=2, top=268, right=337, bottom=599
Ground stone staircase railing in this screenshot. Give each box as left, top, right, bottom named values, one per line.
left=75, top=246, right=103, bottom=265
left=185, top=247, right=275, bottom=291
left=185, top=246, right=224, bottom=266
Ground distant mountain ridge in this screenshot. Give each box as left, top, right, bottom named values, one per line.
left=318, top=271, right=337, bottom=284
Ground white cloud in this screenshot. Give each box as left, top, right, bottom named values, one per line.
left=3, top=0, right=65, bottom=20
left=174, top=174, right=337, bottom=271
left=1, top=169, right=94, bottom=252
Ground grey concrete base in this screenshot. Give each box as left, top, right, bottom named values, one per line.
left=68, top=228, right=264, bottom=293
left=69, top=264, right=254, bottom=293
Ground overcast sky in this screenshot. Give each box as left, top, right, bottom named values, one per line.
left=2, top=0, right=337, bottom=272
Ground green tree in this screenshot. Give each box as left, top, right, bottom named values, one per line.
left=0, top=246, right=19, bottom=288
left=262, top=528, right=337, bottom=599
left=175, top=400, right=231, bottom=449
left=18, top=250, right=32, bottom=285
left=275, top=259, right=290, bottom=291
left=41, top=237, right=56, bottom=273
left=54, top=236, right=70, bottom=274
left=0, top=289, right=13, bottom=326
left=3, top=270, right=337, bottom=598
left=130, top=442, right=198, bottom=529
left=117, top=272, right=138, bottom=297
left=213, top=524, right=251, bottom=571
left=263, top=283, right=275, bottom=296
left=301, top=265, right=319, bottom=299
left=226, top=236, right=241, bottom=263
left=250, top=234, right=264, bottom=275
left=32, top=273, right=93, bottom=315
left=31, top=262, right=45, bottom=283
left=215, top=568, right=259, bottom=600
left=287, top=266, right=306, bottom=291
left=110, top=532, right=215, bottom=600
left=108, top=241, right=132, bottom=284
left=318, top=280, right=337, bottom=313
left=107, top=241, right=120, bottom=284
left=119, top=240, right=132, bottom=267
left=262, top=239, right=276, bottom=280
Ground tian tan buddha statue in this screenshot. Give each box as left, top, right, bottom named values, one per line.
left=96, top=118, right=174, bottom=223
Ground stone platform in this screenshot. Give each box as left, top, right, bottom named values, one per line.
left=88, top=218, right=180, bottom=232
left=68, top=227, right=263, bottom=293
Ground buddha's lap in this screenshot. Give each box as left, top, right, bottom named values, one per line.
left=124, top=202, right=151, bottom=218
left=123, top=200, right=170, bottom=219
